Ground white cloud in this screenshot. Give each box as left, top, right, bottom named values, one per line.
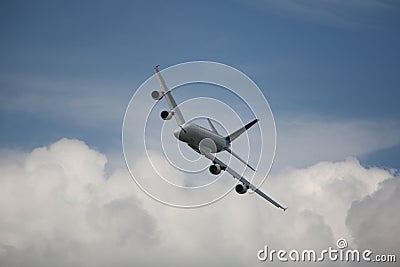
left=346, top=176, right=400, bottom=255
left=269, top=158, right=393, bottom=244
left=0, top=139, right=157, bottom=267
left=0, top=138, right=398, bottom=266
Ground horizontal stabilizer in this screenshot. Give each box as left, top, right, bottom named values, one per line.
left=225, top=119, right=259, bottom=144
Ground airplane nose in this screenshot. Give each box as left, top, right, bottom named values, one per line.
left=173, top=127, right=181, bottom=139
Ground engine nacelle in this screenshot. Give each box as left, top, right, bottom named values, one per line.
left=151, top=90, right=164, bottom=100
left=209, top=164, right=221, bottom=175
left=235, top=183, right=248, bottom=194
left=160, top=110, right=173, bottom=120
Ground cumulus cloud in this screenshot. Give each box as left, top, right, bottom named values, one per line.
left=346, top=176, right=400, bottom=254
left=0, top=139, right=158, bottom=267
left=0, top=138, right=398, bottom=266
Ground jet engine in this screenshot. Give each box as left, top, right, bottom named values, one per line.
left=235, top=183, right=248, bottom=194
left=160, top=110, right=173, bottom=120
left=209, top=164, right=221, bottom=175
left=151, top=90, right=163, bottom=100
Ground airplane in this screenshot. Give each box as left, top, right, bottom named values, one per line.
left=151, top=65, right=286, bottom=211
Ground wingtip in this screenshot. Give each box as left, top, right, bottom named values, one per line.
left=282, top=207, right=288, bottom=211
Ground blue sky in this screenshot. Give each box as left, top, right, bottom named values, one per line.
left=1, top=0, right=400, bottom=168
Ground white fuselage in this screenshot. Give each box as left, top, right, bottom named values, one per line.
left=174, top=123, right=227, bottom=153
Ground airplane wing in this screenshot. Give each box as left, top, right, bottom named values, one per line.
left=153, top=66, right=185, bottom=126
left=200, top=146, right=286, bottom=211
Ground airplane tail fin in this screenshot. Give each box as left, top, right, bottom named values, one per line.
left=225, top=118, right=259, bottom=144
left=207, top=118, right=219, bottom=134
